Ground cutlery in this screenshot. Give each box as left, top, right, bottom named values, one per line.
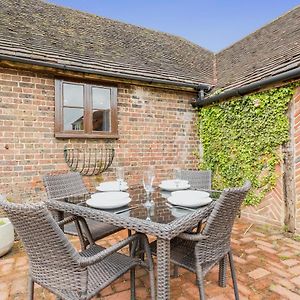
left=115, top=205, right=139, bottom=214
left=165, top=202, right=196, bottom=212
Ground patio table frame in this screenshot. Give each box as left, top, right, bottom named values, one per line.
left=45, top=194, right=215, bottom=299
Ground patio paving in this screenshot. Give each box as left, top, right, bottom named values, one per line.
left=1, top=219, right=300, bottom=299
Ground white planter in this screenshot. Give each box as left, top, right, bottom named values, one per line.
left=0, top=218, right=14, bottom=257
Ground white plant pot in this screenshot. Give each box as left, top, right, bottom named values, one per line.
left=0, top=218, right=14, bottom=257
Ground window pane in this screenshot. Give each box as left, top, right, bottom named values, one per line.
left=63, top=83, right=83, bottom=107
left=92, top=109, right=111, bottom=132
left=63, top=108, right=84, bottom=131
left=92, top=87, right=111, bottom=110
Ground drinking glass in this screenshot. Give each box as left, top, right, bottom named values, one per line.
left=174, top=168, right=181, bottom=187
left=116, top=167, right=124, bottom=191
left=143, top=167, right=155, bottom=207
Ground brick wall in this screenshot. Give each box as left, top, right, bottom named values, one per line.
left=0, top=67, right=199, bottom=202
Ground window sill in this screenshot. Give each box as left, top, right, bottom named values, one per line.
left=55, top=132, right=119, bottom=139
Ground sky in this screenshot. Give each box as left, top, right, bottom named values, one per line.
left=46, top=0, right=300, bottom=52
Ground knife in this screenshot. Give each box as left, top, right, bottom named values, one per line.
left=115, top=205, right=139, bottom=214
left=165, top=202, right=196, bottom=212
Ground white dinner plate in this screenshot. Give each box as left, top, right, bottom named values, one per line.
left=91, top=192, right=129, bottom=201
left=168, top=190, right=212, bottom=208
left=159, top=179, right=190, bottom=192
left=159, top=184, right=190, bottom=192
left=96, top=181, right=128, bottom=192
left=161, top=179, right=189, bottom=185
left=171, top=190, right=209, bottom=198
left=87, top=194, right=131, bottom=209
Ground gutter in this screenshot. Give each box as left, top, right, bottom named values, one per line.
left=192, top=66, right=300, bottom=107
left=0, top=53, right=211, bottom=90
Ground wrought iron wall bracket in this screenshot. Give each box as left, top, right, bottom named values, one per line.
left=63, top=146, right=115, bottom=176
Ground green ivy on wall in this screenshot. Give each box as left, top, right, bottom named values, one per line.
left=198, top=84, right=297, bottom=205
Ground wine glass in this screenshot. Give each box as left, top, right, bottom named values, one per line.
left=174, top=168, right=181, bottom=187
left=116, top=167, right=124, bottom=191
left=143, top=167, right=155, bottom=207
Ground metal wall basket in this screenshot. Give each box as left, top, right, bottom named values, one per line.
left=63, top=146, right=115, bottom=176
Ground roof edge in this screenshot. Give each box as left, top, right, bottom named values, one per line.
left=0, top=54, right=212, bottom=90
left=192, top=66, right=300, bottom=107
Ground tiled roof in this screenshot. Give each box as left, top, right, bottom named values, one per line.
left=0, top=0, right=214, bottom=87
left=1, top=1, right=300, bottom=93
left=216, top=6, right=300, bottom=91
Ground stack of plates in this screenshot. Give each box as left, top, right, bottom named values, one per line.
left=86, top=192, right=131, bottom=209
left=167, top=190, right=212, bottom=208
left=96, top=181, right=129, bottom=192
left=159, top=179, right=190, bottom=191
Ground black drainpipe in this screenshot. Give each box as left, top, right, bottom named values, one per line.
left=192, top=66, right=300, bottom=108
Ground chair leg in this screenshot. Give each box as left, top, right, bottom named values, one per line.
left=228, top=251, right=240, bottom=300
left=218, top=256, right=227, bottom=287
left=173, top=265, right=179, bottom=277
left=149, top=266, right=156, bottom=300
left=130, top=268, right=136, bottom=300
left=28, top=276, right=34, bottom=300
left=196, top=265, right=206, bottom=300
left=77, top=217, right=95, bottom=247
left=74, top=219, right=87, bottom=250
left=128, top=229, right=132, bottom=253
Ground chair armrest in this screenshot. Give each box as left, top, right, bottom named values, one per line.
left=77, top=233, right=142, bottom=267
left=57, top=215, right=78, bottom=226
left=178, top=232, right=208, bottom=241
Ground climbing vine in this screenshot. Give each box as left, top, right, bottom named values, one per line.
left=198, top=84, right=298, bottom=205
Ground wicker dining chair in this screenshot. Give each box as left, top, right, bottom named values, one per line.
left=0, top=197, right=155, bottom=300
left=176, top=170, right=212, bottom=190
left=43, top=172, right=122, bottom=248
left=173, top=169, right=213, bottom=276
left=151, top=181, right=251, bottom=300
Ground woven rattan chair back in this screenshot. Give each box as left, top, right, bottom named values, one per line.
left=43, top=172, right=88, bottom=201
left=178, top=170, right=212, bottom=190
left=0, top=198, right=85, bottom=292
left=43, top=172, right=123, bottom=248
left=197, top=181, right=251, bottom=264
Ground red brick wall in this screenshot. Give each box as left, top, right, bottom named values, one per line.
left=0, top=67, right=199, bottom=201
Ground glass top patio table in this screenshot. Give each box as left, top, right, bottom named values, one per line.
left=89, top=185, right=216, bottom=224
left=45, top=185, right=218, bottom=300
